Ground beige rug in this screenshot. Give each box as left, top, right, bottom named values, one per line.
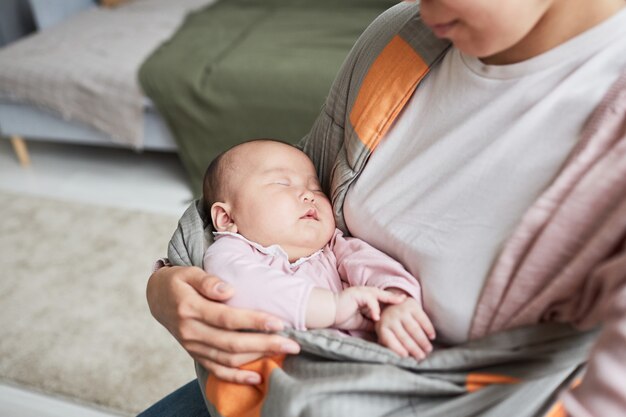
left=0, top=190, right=196, bottom=415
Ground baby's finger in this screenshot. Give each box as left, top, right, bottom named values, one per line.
left=377, top=290, right=406, bottom=305
left=401, top=317, right=433, bottom=355
left=391, top=322, right=426, bottom=360
left=358, top=317, right=375, bottom=332
left=412, top=309, right=436, bottom=340
left=378, top=326, right=409, bottom=358
left=363, top=293, right=382, bottom=321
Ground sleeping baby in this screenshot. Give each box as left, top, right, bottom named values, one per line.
left=202, top=139, right=435, bottom=360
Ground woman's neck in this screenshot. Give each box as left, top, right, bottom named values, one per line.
left=482, top=0, right=625, bottom=65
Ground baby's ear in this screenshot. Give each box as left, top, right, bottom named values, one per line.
left=211, top=202, right=238, bottom=233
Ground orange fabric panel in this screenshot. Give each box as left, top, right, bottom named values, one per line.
left=349, top=35, right=429, bottom=151
left=465, top=373, right=520, bottom=393
left=206, top=355, right=286, bottom=417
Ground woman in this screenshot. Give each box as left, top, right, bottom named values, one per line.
left=143, top=0, right=626, bottom=415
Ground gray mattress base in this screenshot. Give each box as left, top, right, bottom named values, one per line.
left=0, top=100, right=177, bottom=152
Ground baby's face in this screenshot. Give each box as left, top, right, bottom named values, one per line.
left=226, top=141, right=335, bottom=261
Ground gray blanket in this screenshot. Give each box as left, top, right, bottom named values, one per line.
left=167, top=201, right=596, bottom=417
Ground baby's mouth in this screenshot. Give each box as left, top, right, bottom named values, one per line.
left=301, top=209, right=318, bottom=220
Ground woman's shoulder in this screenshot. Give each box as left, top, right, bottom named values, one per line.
left=352, top=2, right=450, bottom=58
left=365, top=2, right=419, bottom=34
left=350, top=2, right=420, bottom=59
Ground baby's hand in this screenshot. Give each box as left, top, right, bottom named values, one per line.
left=375, top=297, right=435, bottom=360
left=334, top=287, right=406, bottom=331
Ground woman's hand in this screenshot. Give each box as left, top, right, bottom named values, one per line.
left=146, top=265, right=301, bottom=384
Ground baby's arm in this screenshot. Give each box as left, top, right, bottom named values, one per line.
left=332, top=231, right=435, bottom=358
left=306, top=287, right=406, bottom=330
left=332, top=231, right=422, bottom=302
left=204, top=236, right=403, bottom=331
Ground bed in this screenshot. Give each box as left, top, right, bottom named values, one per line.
left=0, top=0, right=212, bottom=165
left=0, top=0, right=396, bottom=194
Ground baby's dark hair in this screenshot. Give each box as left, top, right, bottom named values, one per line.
left=202, top=138, right=294, bottom=230
left=202, top=150, right=228, bottom=230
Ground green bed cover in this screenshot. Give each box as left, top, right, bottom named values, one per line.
left=139, top=0, right=396, bottom=195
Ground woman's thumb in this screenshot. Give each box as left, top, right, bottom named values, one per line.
left=188, top=271, right=234, bottom=301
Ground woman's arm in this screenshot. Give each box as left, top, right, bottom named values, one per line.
left=146, top=265, right=301, bottom=384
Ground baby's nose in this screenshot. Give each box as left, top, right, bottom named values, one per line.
left=302, top=189, right=315, bottom=202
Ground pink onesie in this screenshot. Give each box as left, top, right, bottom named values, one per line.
left=202, top=229, right=422, bottom=331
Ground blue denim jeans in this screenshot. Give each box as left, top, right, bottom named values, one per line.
left=137, top=380, right=211, bottom=417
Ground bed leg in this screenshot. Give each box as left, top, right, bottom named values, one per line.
left=10, top=135, right=31, bottom=167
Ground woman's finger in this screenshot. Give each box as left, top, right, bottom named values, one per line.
left=192, top=299, right=286, bottom=332
left=184, top=269, right=237, bottom=301
left=179, top=319, right=301, bottom=356
left=197, top=358, right=263, bottom=385
left=186, top=342, right=264, bottom=368
left=163, top=267, right=289, bottom=333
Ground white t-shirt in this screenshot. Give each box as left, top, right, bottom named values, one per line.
left=344, top=8, right=626, bottom=344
